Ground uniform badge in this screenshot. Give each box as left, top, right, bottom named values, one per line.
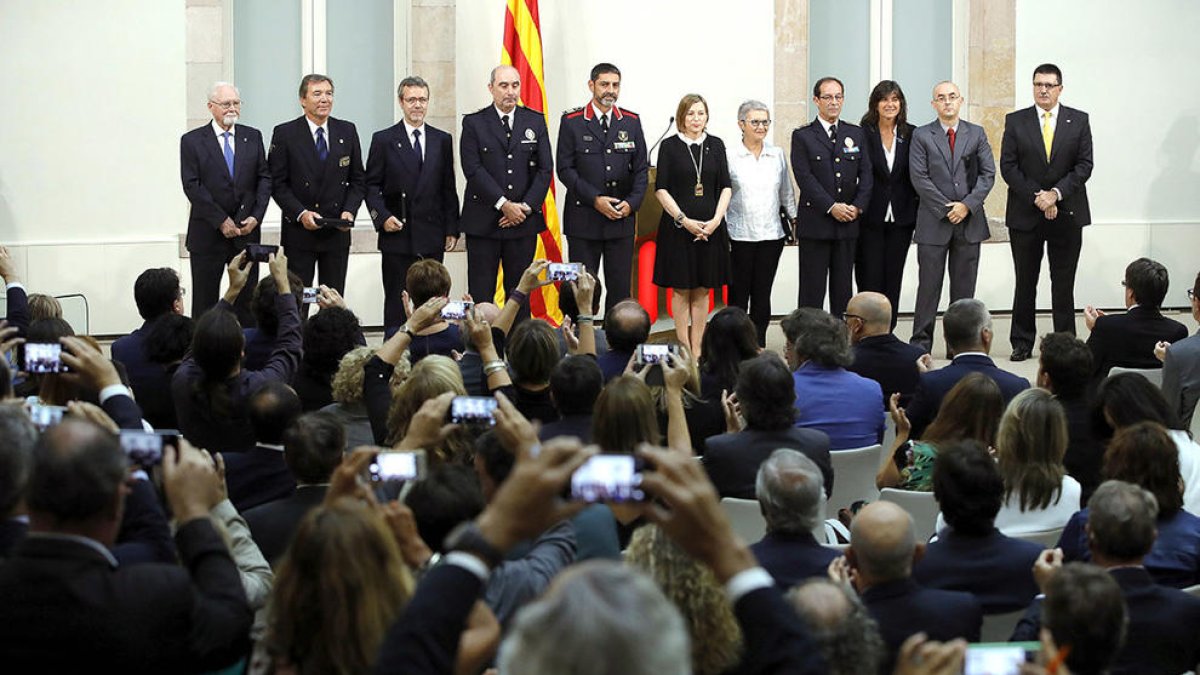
left=525, top=128, right=536, bottom=142
left=339, top=156, right=350, bottom=167
left=844, top=137, right=855, bottom=149
left=617, top=130, right=629, bottom=142
left=583, top=135, right=594, bottom=141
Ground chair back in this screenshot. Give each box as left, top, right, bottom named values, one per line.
left=1108, top=366, right=1163, bottom=388
left=827, top=444, right=883, bottom=513
left=1184, top=583, right=1200, bottom=598
left=1190, top=404, right=1200, bottom=440
left=720, top=497, right=767, bottom=544
left=1011, top=527, right=1063, bottom=549
left=980, top=608, right=1026, bottom=643
left=878, top=488, right=940, bottom=541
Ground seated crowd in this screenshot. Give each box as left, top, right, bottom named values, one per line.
left=0, top=243, right=1198, bottom=675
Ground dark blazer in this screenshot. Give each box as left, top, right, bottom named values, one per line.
left=221, top=444, right=296, bottom=513
left=1057, top=507, right=1200, bottom=588
left=1000, top=105, right=1093, bottom=230
left=597, top=348, right=634, bottom=383
left=862, top=123, right=918, bottom=227
left=906, top=354, right=1030, bottom=439
left=459, top=105, right=553, bottom=240
left=0, top=520, right=252, bottom=673
left=0, top=518, right=26, bottom=559
left=180, top=122, right=272, bottom=254
left=268, top=116, right=366, bottom=252
left=244, top=484, right=328, bottom=568
left=1060, top=395, right=1103, bottom=503
left=538, top=413, right=593, bottom=443
left=556, top=103, right=649, bottom=240
left=704, top=427, right=833, bottom=500
left=861, top=578, right=982, bottom=672
left=1087, top=305, right=1189, bottom=378
left=365, top=121, right=460, bottom=255
left=751, top=531, right=840, bottom=590
left=790, top=118, right=873, bottom=240
left=849, top=333, right=926, bottom=403
left=111, top=320, right=177, bottom=429
left=3, top=284, right=29, bottom=336
left=913, top=527, right=1042, bottom=613
left=909, top=119, right=996, bottom=246
left=101, top=392, right=147, bottom=431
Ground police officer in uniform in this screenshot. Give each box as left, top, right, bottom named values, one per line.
left=556, top=62, right=649, bottom=313
left=790, top=76, right=873, bottom=317
left=459, top=64, right=553, bottom=305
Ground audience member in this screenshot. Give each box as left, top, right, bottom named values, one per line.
left=405, top=462, right=486, bottom=554
left=385, top=355, right=471, bottom=462
left=878, top=372, right=1004, bottom=491
left=0, top=246, right=30, bottom=338
left=1085, top=256, right=1188, bottom=379
left=0, top=405, right=38, bottom=558
left=786, top=578, right=886, bottom=675
left=244, top=410, right=344, bottom=567
left=1058, top=422, right=1200, bottom=588
left=697, top=306, right=759, bottom=401
left=294, top=305, right=363, bottom=411
left=221, top=380, right=301, bottom=512
left=915, top=440, right=1043, bottom=612
left=173, top=251, right=301, bottom=453
left=242, top=270, right=305, bottom=370
left=905, top=298, right=1030, bottom=438
left=1037, top=331, right=1102, bottom=501
left=644, top=343, right=725, bottom=455
left=505, top=318, right=563, bottom=424
left=0, top=420, right=252, bottom=671
left=401, top=259, right=465, bottom=359
left=1160, top=269, right=1200, bottom=428
left=318, top=345, right=376, bottom=450
left=599, top=299, right=650, bottom=382
left=1030, top=562, right=1127, bottom=675
left=782, top=307, right=885, bottom=450
left=845, top=291, right=926, bottom=404
left=556, top=273, right=608, bottom=355
left=993, top=388, right=1081, bottom=534
left=538, top=354, right=603, bottom=442
left=749, top=449, right=839, bottom=588
left=111, top=267, right=186, bottom=429
left=626, top=524, right=744, bottom=675
left=27, top=293, right=62, bottom=323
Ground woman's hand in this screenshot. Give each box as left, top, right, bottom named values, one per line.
left=888, top=392, right=912, bottom=438
left=409, top=296, right=448, bottom=333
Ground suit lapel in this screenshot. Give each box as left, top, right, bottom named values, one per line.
left=1048, top=108, right=1072, bottom=164
left=233, top=128, right=255, bottom=183
left=393, top=125, right=421, bottom=178
left=413, top=129, right=436, bottom=194
left=202, top=129, right=232, bottom=183
left=930, top=124, right=952, bottom=169
left=291, top=117, right=323, bottom=181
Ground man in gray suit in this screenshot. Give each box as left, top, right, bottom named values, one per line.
left=908, top=81, right=996, bottom=353
left=1161, top=270, right=1200, bottom=427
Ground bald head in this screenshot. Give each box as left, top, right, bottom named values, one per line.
left=488, top=65, right=521, bottom=113
left=787, top=578, right=886, bottom=674
left=850, top=501, right=917, bottom=583
left=605, top=299, right=651, bottom=352
left=846, top=292, right=892, bottom=338
left=789, top=578, right=852, bottom=628
left=27, top=419, right=128, bottom=536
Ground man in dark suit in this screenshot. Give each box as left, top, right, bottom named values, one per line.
left=537, top=355, right=602, bottom=443
left=460, top=65, right=553, bottom=307
left=244, top=411, right=343, bottom=567
left=845, top=500, right=982, bottom=672
left=0, top=405, right=37, bottom=559
left=0, top=246, right=29, bottom=338
left=908, top=81, right=996, bottom=353
left=1085, top=257, right=1188, bottom=380
left=1002, top=64, right=1094, bottom=361
left=597, top=299, right=649, bottom=382
left=221, top=380, right=300, bottom=512
left=110, top=268, right=185, bottom=429
left=556, top=62, right=648, bottom=312
left=906, top=299, right=1030, bottom=438
left=180, top=81, right=272, bottom=321
left=790, top=76, right=873, bottom=317
left=269, top=74, right=366, bottom=296
left=846, top=291, right=926, bottom=404
left=366, top=76, right=460, bottom=334
left=750, top=449, right=839, bottom=589
left=0, top=419, right=252, bottom=672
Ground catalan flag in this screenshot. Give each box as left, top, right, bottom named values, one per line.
left=500, top=0, right=563, bottom=324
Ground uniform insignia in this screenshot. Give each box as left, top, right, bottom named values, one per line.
left=525, top=128, right=536, bottom=142
left=583, top=135, right=594, bottom=141
left=339, top=156, right=350, bottom=167
left=564, top=106, right=584, bottom=115
left=617, top=130, right=629, bottom=142
left=844, top=137, right=855, bottom=148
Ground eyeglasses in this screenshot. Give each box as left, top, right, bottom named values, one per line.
left=1033, top=82, right=1061, bottom=90
left=818, top=94, right=844, bottom=102
left=935, top=93, right=961, bottom=103
left=742, top=119, right=772, bottom=128
left=841, top=313, right=865, bottom=323
left=402, top=96, right=429, bottom=105
left=209, top=99, right=242, bottom=110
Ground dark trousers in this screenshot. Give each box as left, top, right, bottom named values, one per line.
left=911, top=228, right=980, bottom=350
left=1009, top=223, right=1082, bottom=350
left=730, top=237, right=785, bottom=346
left=191, top=248, right=258, bottom=326
left=286, top=247, right=349, bottom=296
left=568, top=235, right=634, bottom=314
left=381, top=251, right=429, bottom=331
left=855, top=222, right=915, bottom=330
left=798, top=237, right=856, bottom=317
left=466, top=235, right=538, bottom=310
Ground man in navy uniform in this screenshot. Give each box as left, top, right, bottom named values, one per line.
left=459, top=64, right=553, bottom=306
left=268, top=74, right=365, bottom=296
left=180, top=81, right=271, bottom=321
left=365, top=75, right=460, bottom=335
left=556, top=62, right=649, bottom=313
left=790, top=76, right=873, bottom=318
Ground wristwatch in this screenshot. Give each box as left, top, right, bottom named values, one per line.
left=673, top=211, right=686, bottom=228
left=443, top=521, right=504, bottom=569
left=398, top=324, right=416, bottom=340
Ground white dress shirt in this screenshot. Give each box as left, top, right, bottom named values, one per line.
left=404, top=120, right=426, bottom=161
left=725, top=140, right=796, bottom=242
left=1037, top=103, right=1060, bottom=136
left=211, top=120, right=236, bottom=158
left=882, top=131, right=897, bottom=221
left=305, top=117, right=329, bottom=146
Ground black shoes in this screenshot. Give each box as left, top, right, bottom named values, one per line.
left=1010, top=347, right=1031, bottom=362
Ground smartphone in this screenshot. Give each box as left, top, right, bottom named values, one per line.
left=118, top=430, right=180, bottom=468
left=570, top=454, right=646, bottom=503
left=23, top=342, right=69, bottom=374
left=244, top=243, right=278, bottom=264
left=441, top=300, right=475, bottom=321
left=448, top=395, right=498, bottom=427
left=368, top=449, right=428, bottom=482
left=26, top=403, right=67, bottom=431
left=963, top=643, right=1039, bottom=675
left=547, top=262, right=583, bottom=282
left=302, top=287, right=320, bottom=304
left=635, top=343, right=676, bottom=366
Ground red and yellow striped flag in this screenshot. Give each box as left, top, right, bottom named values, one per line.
left=500, top=0, right=563, bottom=325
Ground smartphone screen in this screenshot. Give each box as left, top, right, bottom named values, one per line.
left=570, top=454, right=646, bottom=503
left=27, top=403, right=67, bottom=431
left=302, top=287, right=319, bottom=304
left=637, top=343, right=671, bottom=365
left=964, top=643, right=1039, bottom=675
left=449, top=396, right=497, bottom=426
left=119, top=430, right=180, bottom=468
left=24, top=342, right=68, bottom=374
left=547, top=262, right=582, bottom=282
left=369, top=450, right=428, bottom=482
left=245, top=244, right=278, bottom=263
left=441, top=301, right=474, bottom=321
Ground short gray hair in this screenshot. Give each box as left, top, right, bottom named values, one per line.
left=942, top=298, right=992, bottom=352
left=0, top=405, right=37, bottom=515
left=207, top=81, right=240, bottom=102
left=489, top=65, right=519, bottom=85
left=397, top=76, right=429, bottom=98
left=787, top=579, right=885, bottom=675
left=1088, top=480, right=1159, bottom=561
left=737, top=99, right=769, bottom=122
left=756, top=449, right=825, bottom=535
left=498, top=561, right=690, bottom=675
left=780, top=308, right=853, bottom=367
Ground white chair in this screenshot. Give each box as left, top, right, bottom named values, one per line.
left=980, top=608, right=1026, bottom=643
left=1011, top=527, right=1064, bottom=549
left=720, top=497, right=767, bottom=544
left=1108, top=365, right=1164, bottom=388
left=878, top=488, right=940, bottom=541
left=1184, top=583, right=1200, bottom=599
left=1190, top=404, right=1200, bottom=440
left=827, top=444, right=883, bottom=513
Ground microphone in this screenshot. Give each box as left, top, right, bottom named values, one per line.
left=648, top=116, right=675, bottom=164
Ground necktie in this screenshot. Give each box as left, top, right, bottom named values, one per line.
left=828, top=124, right=838, bottom=143
left=222, top=131, right=234, bottom=178
left=947, top=127, right=956, bottom=155
left=316, top=127, right=328, bottom=162
left=600, top=114, right=610, bottom=135
left=502, top=114, right=512, bottom=139
left=412, top=129, right=423, bottom=168
left=1042, top=111, right=1053, bottom=160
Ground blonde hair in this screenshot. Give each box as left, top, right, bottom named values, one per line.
left=996, top=388, right=1068, bottom=511
left=28, top=294, right=62, bottom=322
left=386, top=355, right=468, bottom=460
left=330, top=347, right=374, bottom=405
left=674, top=94, right=709, bottom=132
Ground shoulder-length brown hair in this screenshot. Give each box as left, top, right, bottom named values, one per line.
left=996, top=388, right=1069, bottom=511
left=923, top=372, right=1004, bottom=449
left=1104, top=421, right=1184, bottom=517
left=592, top=375, right=661, bottom=453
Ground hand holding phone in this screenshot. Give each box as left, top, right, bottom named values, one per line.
left=570, top=454, right=646, bottom=503
left=448, top=395, right=498, bottom=427
left=23, top=342, right=69, bottom=374
left=119, top=430, right=181, bottom=469
left=441, top=301, right=475, bottom=321
left=366, top=449, right=428, bottom=482
left=547, top=262, right=583, bottom=282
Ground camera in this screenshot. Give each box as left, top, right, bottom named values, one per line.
left=26, top=403, right=67, bottom=431
left=440, top=301, right=475, bottom=321
left=448, top=396, right=497, bottom=427
left=368, top=449, right=428, bottom=482
left=547, top=262, right=583, bottom=282
left=23, top=342, right=69, bottom=374
left=302, top=287, right=320, bottom=304
left=570, top=454, right=646, bottom=503
left=243, top=243, right=278, bottom=264
left=119, top=430, right=180, bottom=469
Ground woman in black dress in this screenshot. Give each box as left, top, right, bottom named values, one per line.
left=653, top=93, right=733, bottom=356
left=857, top=80, right=918, bottom=329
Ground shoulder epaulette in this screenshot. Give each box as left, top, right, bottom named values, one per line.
left=563, top=106, right=585, bottom=119
left=617, top=107, right=639, bottom=119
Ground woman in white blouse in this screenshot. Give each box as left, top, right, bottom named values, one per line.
left=993, top=388, right=1081, bottom=534
left=725, top=100, right=795, bottom=346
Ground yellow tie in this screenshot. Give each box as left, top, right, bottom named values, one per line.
left=1041, top=110, right=1053, bottom=160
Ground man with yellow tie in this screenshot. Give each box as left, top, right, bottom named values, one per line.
left=1001, top=63, right=1094, bottom=361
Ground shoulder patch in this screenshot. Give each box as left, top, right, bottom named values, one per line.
left=617, top=107, right=639, bottom=119
left=564, top=106, right=585, bottom=119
